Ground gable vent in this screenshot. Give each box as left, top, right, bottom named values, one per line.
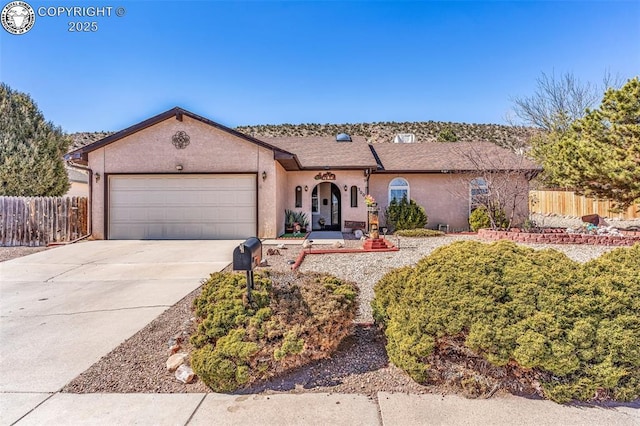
left=336, top=133, right=352, bottom=142
left=393, top=133, right=415, bottom=143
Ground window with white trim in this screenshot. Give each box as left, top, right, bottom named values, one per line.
left=388, top=177, right=409, bottom=203
left=470, top=177, right=488, bottom=212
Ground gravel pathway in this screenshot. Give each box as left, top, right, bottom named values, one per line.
left=299, top=235, right=477, bottom=323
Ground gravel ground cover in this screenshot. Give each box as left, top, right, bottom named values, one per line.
left=61, top=232, right=635, bottom=396
left=531, top=213, right=640, bottom=230
left=0, top=246, right=49, bottom=262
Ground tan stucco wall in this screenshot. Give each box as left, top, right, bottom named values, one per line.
left=65, top=181, right=88, bottom=198
left=369, top=173, right=530, bottom=231
left=274, top=162, right=289, bottom=237
left=88, top=115, right=278, bottom=239
left=281, top=170, right=369, bottom=233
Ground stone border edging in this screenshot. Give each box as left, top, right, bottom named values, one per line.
left=292, top=243, right=399, bottom=270
left=478, top=229, right=640, bottom=246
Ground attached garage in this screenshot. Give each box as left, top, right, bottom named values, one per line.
left=108, top=174, right=256, bottom=240
left=64, top=107, right=294, bottom=240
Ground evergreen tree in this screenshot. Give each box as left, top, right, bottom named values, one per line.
left=542, top=77, right=640, bottom=209
left=384, top=195, right=428, bottom=231
left=437, top=126, right=459, bottom=142
left=0, top=83, right=70, bottom=196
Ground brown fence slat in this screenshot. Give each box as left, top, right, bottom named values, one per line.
left=0, top=196, right=89, bottom=247
left=48, top=197, right=54, bottom=244
left=530, top=190, right=640, bottom=220
left=0, top=197, right=5, bottom=246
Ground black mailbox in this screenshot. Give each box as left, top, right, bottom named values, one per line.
left=233, top=237, right=262, bottom=271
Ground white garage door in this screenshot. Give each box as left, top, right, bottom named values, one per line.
left=108, top=174, right=256, bottom=240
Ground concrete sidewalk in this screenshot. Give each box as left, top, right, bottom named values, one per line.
left=3, top=391, right=638, bottom=425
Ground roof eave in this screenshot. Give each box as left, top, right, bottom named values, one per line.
left=373, top=168, right=542, bottom=174
left=66, top=107, right=296, bottom=159
left=299, top=165, right=378, bottom=171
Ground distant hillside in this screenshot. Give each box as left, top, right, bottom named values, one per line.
left=69, top=121, right=539, bottom=151
left=69, top=131, right=113, bottom=150
left=236, top=121, right=539, bottom=149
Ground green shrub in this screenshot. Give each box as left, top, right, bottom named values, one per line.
left=437, top=127, right=459, bottom=142
left=372, top=241, right=640, bottom=403
left=385, top=195, right=427, bottom=231
left=394, top=229, right=444, bottom=237
left=469, top=206, right=508, bottom=231
left=468, top=207, right=491, bottom=231
left=191, top=271, right=358, bottom=392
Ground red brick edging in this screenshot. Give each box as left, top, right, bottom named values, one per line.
left=478, top=229, right=640, bottom=246
left=291, top=241, right=399, bottom=270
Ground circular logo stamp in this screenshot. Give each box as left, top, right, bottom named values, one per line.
left=1, top=1, right=35, bottom=35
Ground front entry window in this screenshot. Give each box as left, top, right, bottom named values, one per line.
left=312, top=188, right=319, bottom=213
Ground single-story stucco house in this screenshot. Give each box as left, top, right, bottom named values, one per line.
left=65, top=107, right=540, bottom=240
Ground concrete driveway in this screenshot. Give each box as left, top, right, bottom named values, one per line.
left=0, top=241, right=238, bottom=418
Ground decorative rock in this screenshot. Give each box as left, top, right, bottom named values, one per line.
left=332, top=241, right=344, bottom=248
left=302, top=239, right=313, bottom=249
left=169, top=344, right=181, bottom=355
left=582, top=214, right=608, bottom=227
left=166, top=353, right=188, bottom=371
left=175, top=364, right=196, bottom=384
left=354, top=230, right=364, bottom=239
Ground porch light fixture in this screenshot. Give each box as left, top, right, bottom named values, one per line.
left=262, top=171, right=267, bottom=181
left=344, top=185, right=348, bottom=191
left=304, top=185, right=308, bottom=192
left=95, top=172, right=100, bottom=183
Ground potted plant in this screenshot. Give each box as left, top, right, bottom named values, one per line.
left=284, top=209, right=295, bottom=233
left=364, top=194, right=377, bottom=209
left=296, top=212, right=309, bottom=232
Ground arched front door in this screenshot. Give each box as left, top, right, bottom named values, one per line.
left=311, top=182, right=341, bottom=231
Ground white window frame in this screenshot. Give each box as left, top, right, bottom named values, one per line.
left=388, top=177, right=409, bottom=204
left=470, top=177, right=489, bottom=213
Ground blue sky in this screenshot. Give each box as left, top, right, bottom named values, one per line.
left=1, top=1, right=638, bottom=133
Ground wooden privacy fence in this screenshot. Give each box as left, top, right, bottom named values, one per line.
left=0, top=196, right=88, bottom=246
left=529, top=190, right=640, bottom=220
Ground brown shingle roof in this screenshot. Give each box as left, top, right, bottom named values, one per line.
left=265, top=136, right=378, bottom=169
left=65, top=107, right=296, bottom=165
left=371, top=141, right=541, bottom=172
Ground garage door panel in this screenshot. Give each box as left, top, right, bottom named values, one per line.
left=109, top=175, right=256, bottom=240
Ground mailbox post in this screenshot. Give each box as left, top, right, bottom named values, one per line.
left=232, top=237, right=262, bottom=303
